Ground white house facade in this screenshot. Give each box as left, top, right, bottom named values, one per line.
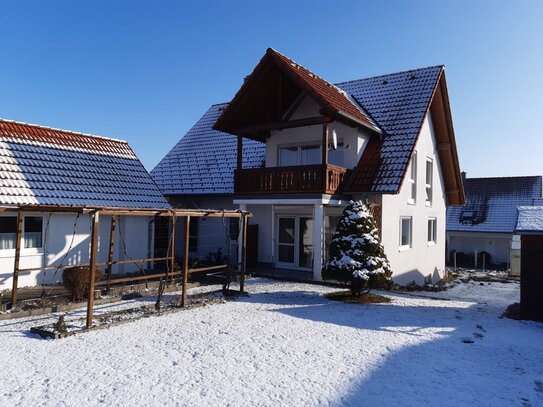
left=152, top=49, right=464, bottom=285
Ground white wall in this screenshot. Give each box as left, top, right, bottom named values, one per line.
left=377, top=113, right=447, bottom=285
left=0, top=212, right=154, bottom=290
left=446, top=231, right=512, bottom=265
left=265, top=96, right=371, bottom=169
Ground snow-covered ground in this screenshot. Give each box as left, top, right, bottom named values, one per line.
left=0, top=279, right=542, bottom=406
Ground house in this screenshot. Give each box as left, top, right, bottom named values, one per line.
left=151, top=48, right=464, bottom=285
left=514, top=206, right=543, bottom=322
left=446, top=175, right=543, bottom=269
left=0, top=119, right=169, bottom=291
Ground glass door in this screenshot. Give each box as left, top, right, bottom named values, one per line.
left=299, top=217, right=313, bottom=269
left=276, top=217, right=296, bottom=268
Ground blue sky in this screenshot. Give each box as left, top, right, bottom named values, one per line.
left=0, top=1, right=542, bottom=177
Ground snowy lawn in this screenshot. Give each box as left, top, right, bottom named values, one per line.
left=1, top=279, right=542, bottom=406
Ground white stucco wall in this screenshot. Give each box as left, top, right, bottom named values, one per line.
left=378, top=113, right=447, bottom=285
left=265, top=96, right=371, bottom=169
left=446, top=231, right=512, bottom=265
left=0, top=212, right=154, bottom=290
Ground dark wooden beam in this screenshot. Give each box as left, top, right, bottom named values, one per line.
left=237, top=135, right=243, bottom=170
left=86, top=211, right=100, bottom=329
left=10, top=210, right=24, bottom=307
left=283, top=91, right=307, bottom=121
left=237, top=116, right=332, bottom=135
left=106, top=216, right=116, bottom=292
left=322, top=122, right=329, bottom=165
left=169, top=215, right=176, bottom=282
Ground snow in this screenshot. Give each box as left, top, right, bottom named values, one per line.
left=1, top=279, right=542, bottom=406
left=516, top=206, right=543, bottom=232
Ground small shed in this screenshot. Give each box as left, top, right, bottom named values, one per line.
left=515, top=206, right=543, bottom=322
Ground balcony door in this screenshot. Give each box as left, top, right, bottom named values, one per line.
left=278, top=145, right=321, bottom=166
left=276, top=215, right=313, bottom=270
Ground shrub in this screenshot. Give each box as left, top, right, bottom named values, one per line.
left=322, top=200, right=392, bottom=295
left=63, top=266, right=103, bottom=302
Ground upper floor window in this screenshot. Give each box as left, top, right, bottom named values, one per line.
left=400, top=217, right=412, bottom=249
left=425, top=158, right=433, bottom=206
left=328, top=141, right=344, bottom=167
left=408, top=152, right=417, bottom=204
left=278, top=145, right=320, bottom=166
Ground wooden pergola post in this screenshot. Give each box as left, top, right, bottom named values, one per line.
left=181, top=216, right=190, bottom=307
left=10, top=210, right=24, bottom=308
left=169, top=214, right=177, bottom=282
left=86, top=211, right=100, bottom=329
left=239, top=213, right=247, bottom=293
left=106, top=216, right=116, bottom=292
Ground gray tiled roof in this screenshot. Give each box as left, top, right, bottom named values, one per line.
left=0, top=120, right=169, bottom=208
left=447, top=176, right=543, bottom=233
left=151, top=104, right=265, bottom=195
left=151, top=66, right=443, bottom=195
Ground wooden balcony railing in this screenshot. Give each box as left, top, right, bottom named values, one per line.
left=234, top=164, right=350, bottom=195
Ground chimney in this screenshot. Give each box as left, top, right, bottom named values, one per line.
left=461, top=171, right=467, bottom=181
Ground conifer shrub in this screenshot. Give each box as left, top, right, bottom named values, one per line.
left=322, top=200, right=392, bottom=296
left=63, top=266, right=103, bottom=302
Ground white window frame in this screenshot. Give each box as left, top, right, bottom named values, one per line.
left=408, top=151, right=417, bottom=204
left=427, top=217, right=437, bottom=245
left=399, top=216, right=413, bottom=250
left=0, top=214, right=44, bottom=256
left=425, top=157, right=433, bottom=206
left=278, top=142, right=322, bottom=166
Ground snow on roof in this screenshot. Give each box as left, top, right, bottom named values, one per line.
left=151, top=104, right=265, bottom=195
left=152, top=66, right=443, bottom=196
left=447, top=176, right=543, bottom=234
left=516, top=206, right=543, bottom=233
left=0, top=119, right=169, bottom=209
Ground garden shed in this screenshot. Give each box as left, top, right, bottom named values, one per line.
left=515, top=206, right=543, bottom=322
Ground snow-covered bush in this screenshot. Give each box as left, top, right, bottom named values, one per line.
left=322, top=200, right=392, bottom=295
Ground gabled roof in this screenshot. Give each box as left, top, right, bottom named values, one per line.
left=151, top=104, right=265, bottom=195
left=516, top=206, right=543, bottom=234
left=213, top=48, right=381, bottom=139
left=152, top=51, right=463, bottom=202
left=447, top=176, right=542, bottom=233
left=0, top=119, right=169, bottom=208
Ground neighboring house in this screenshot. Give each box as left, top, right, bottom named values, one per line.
left=514, top=206, right=543, bottom=322
left=0, top=119, right=169, bottom=290
left=446, top=175, right=543, bottom=268
left=152, top=48, right=464, bottom=285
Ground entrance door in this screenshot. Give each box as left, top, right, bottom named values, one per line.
left=276, top=215, right=313, bottom=270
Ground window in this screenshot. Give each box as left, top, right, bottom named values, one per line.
left=24, top=216, right=43, bottom=248
left=425, top=158, right=433, bottom=205
left=428, top=218, right=437, bottom=244
left=400, top=217, right=412, bottom=249
left=0, top=216, right=17, bottom=250
left=278, top=145, right=321, bottom=166
left=328, top=141, right=344, bottom=167
left=408, top=152, right=417, bottom=204
left=189, top=218, right=198, bottom=252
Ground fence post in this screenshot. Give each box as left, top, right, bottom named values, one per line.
left=10, top=210, right=24, bottom=308
left=169, top=214, right=176, bottom=282
left=181, top=216, right=190, bottom=307
left=86, top=211, right=100, bottom=329
left=453, top=251, right=457, bottom=271
left=474, top=249, right=478, bottom=269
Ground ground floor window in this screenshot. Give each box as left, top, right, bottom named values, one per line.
left=428, top=218, right=437, bottom=244
left=276, top=215, right=313, bottom=270
left=0, top=216, right=17, bottom=250
left=24, top=216, right=43, bottom=248
left=400, top=217, right=412, bottom=249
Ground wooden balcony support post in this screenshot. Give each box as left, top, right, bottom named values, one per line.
left=181, top=216, right=190, bottom=307
left=237, top=134, right=243, bottom=170
left=106, top=215, right=116, bottom=292
left=10, top=210, right=24, bottom=308
left=169, top=213, right=177, bottom=282
left=86, top=211, right=100, bottom=329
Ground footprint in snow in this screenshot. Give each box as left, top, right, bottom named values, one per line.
left=461, top=337, right=474, bottom=344
left=473, top=331, right=484, bottom=339
left=535, top=380, right=543, bottom=394
left=476, top=323, right=487, bottom=332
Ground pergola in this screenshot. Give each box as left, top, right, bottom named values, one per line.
left=1, top=204, right=252, bottom=328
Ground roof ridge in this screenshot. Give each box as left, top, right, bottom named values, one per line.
left=466, top=175, right=542, bottom=180
left=334, top=65, right=444, bottom=86
left=0, top=118, right=129, bottom=144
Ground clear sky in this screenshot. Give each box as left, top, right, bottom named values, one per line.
left=0, top=1, right=541, bottom=177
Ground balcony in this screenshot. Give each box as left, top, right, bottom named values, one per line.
left=234, top=164, right=350, bottom=195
